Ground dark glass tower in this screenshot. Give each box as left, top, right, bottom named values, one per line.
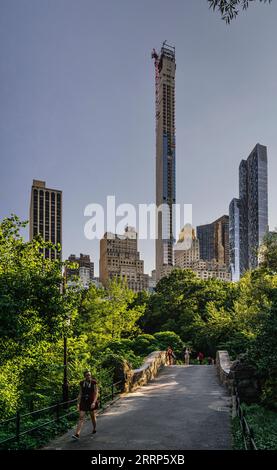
left=230, top=143, right=268, bottom=279
left=240, top=144, right=268, bottom=272
left=152, top=42, right=176, bottom=281
left=197, top=215, right=230, bottom=266
left=239, top=159, right=249, bottom=274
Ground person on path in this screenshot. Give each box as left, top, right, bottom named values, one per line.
left=197, top=352, right=204, bottom=365
left=184, top=347, right=191, bottom=366
left=166, top=346, right=175, bottom=365
left=72, top=370, right=98, bottom=440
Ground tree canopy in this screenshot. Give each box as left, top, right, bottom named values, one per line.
left=208, top=0, right=272, bottom=23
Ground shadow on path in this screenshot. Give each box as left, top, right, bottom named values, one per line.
left=44, top=365, right=231, bottom=450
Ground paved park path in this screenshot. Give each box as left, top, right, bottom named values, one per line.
left=45, top=365, right=231, bottom=450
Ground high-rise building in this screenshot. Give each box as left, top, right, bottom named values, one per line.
left=152, top=42, right=176, bottom=281
left=191, top=260, right=231, bottom=282
left=239, top=159, right=249, bottom=274
left=65, top=253, right=94, bottom=287
left=230, top=143, right=269, bottom=278
left=229, top=198, right=240, bottom=282
left=246, top=144, right=268, bottom=270
left=197, top=215, right=229, bottom=266
left=174, top=227, right=231, bottom=282
left=99, top=226, right=149, bottom=292
left=29, top=179, right=62, bottom=259
left=174, top=228, right=200, bottom=269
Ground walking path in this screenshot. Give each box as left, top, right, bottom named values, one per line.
left=44, top=365, right=231, bottom=450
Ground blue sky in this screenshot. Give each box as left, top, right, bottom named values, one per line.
left=1, top=0, right=276, bottom=275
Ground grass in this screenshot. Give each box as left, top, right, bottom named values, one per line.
left=232, top=403, right=277, bottom=450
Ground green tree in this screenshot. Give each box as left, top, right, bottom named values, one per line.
left=79, top=277, right=145, bottom=349
left=0, top=215, right=81, bottom=416
left=0, top=215, right=77, bottom=341
left=247, top=272, right=277, bottom=408
left=259, top=231, right=277, bottom=273
left=208, top=0, right=272, bottom=23
left=140, top=268, right=237, bottom=352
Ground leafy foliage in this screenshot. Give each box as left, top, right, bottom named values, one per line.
left=1, top=215, right=276, bottom=450
left=259, top=231, right=277, bottom=273
left=208, top=0, right=272, bottom=23
left=77, top=278, right=145, bottom=349
left=240, top=403, right=277, bottom=449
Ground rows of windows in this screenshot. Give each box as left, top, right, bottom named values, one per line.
left=31, top=188, right=62, bottom=256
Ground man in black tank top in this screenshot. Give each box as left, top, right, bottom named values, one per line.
left=72, top=370, right=98, bottom=439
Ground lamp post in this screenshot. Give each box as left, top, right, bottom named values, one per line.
left=63, top=335, right=69, bottom=404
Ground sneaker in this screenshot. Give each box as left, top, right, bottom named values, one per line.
left=92, top=429, right=97, bottom=434
left=72, top=434, right=80, bottom=440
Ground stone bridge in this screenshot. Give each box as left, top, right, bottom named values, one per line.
left=45, top=358, right=231, bottom=450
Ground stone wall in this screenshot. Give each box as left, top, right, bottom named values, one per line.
left=216, top=350, right=260, bottom=404
left=124, top=351, right=167, bottom=393
left=216, top=350, right=233, bottom=394
left=229, top=354, right=260, bottom=403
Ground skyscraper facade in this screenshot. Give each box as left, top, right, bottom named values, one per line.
left=65, top=253, right=94, bottom=286
left=99, top=226, right=149, bottom=292
left=229, top=198, right=240, bottom=282
left=197, top=215, right=230, bottom=267
left=29, top=179, right=62, bottom=259
left=152, top=42, right=176, bottom=281
left=239, top=143, right=269, bottom=272
left=239, top=159, right=249, bottom=274
left=174, top=227, right=200, bottom=269
left=174, top=227, right=231, bottom=282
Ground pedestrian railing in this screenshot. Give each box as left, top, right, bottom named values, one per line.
left=0, top=380, right=122, bottom=448
left=234, top=387, right=257, bottom=450
left=98, top=380, right=122, bottom=408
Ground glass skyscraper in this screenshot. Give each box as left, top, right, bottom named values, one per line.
left=197, top=215, right=230, bottom=266
left=229, top=143, right=268, bottom=279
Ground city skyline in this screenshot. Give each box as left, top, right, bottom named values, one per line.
left=1, top=0, right=277, bottom=276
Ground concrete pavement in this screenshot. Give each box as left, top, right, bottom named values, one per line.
left=44, top=365, right=231, bottom=450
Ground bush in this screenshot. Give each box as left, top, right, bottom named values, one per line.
left=101, top=339, right=134, bottom=356
left=261, top=378, right=277, bottom=410
left=153, top=331, right=184, bottom=357
left=131, top=334, right=159, bottom=356
left=99, top=352, right=131, bottom=391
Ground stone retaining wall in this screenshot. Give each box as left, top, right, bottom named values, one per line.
left=216, top=350, right=260, bottom=403
left=125, top=351, right=167, bottom=392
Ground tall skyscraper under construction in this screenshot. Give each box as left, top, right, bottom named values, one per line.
left=152, top=42, right=176, bottom=281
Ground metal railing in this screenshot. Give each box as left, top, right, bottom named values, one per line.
left=234, top=387, right=257, bottom=450
left=0, top=380, right=122, bottom=448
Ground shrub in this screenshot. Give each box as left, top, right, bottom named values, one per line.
left=153, top=331, right=184, bottom=357
left=131, top=334, right=158, bottom=356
